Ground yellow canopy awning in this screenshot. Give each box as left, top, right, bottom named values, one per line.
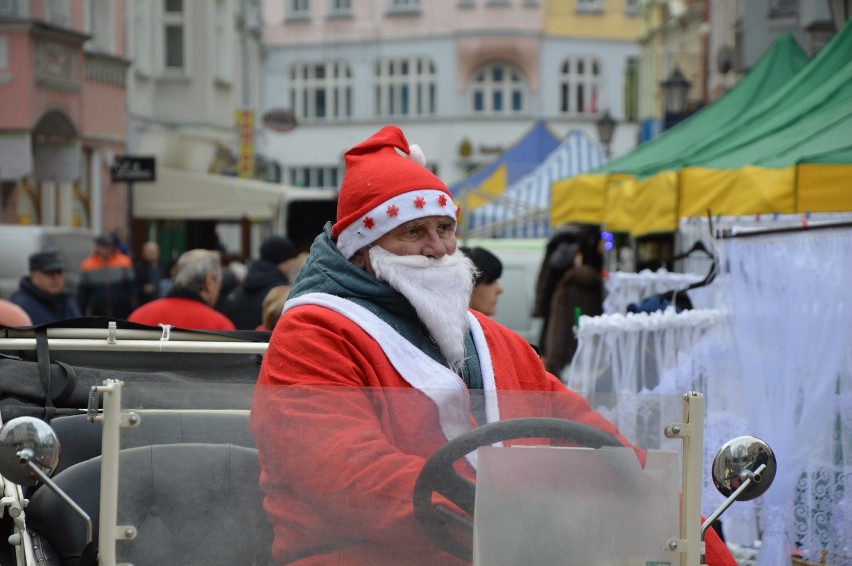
left=551, top=173, right=607, bottom=226
left=797, top=163, right=852, bottom=212
left=679, top=166, right=796, bottom=218
left=630, top=171, right=679, bottom=236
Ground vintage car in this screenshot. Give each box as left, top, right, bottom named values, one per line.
left=0, top=319, right=774, bottom=566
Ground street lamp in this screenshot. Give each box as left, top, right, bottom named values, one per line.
left=661, top=68, right=691, bottom=116
left=595, top=110, right=616, bottom=159
left=828, top=0, right=852, bottom=30
left=661, top=68, right=692, bottom=130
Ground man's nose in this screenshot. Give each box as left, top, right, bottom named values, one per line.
left=421, top=229, right=448, bottom=259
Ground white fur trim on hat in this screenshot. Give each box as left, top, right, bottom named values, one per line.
left=336, top=189, right=458, bottom=259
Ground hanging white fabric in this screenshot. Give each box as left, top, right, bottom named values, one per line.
left=710, top=227, right=852, bottom=566
left=603, top=269, right=703, bottom=314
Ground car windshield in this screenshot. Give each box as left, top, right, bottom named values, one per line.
left=110, top=383, right=683, bottom=565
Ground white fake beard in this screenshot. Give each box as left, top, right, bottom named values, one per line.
left=369, top=246, right=477, bottom=372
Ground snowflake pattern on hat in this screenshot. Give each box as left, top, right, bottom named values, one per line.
left=336, top=189, right=458, bottom=257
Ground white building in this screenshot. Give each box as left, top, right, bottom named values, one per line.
left=124, top=0, right=293, bottom=257
left=260, top=0, right=642, bottom=190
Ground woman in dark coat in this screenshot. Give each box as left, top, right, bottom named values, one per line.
left=542, top=228, right=605, bottom=377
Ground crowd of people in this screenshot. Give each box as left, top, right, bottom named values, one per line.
left=0, top=231, right=303, bottom=332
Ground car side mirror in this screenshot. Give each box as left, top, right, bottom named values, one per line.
left=711, top=435, right=776, bottom=502
left=0, top=416, right=61, bottom=486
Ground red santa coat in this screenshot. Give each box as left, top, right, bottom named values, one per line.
left=251, top=293, right=735, bottom=566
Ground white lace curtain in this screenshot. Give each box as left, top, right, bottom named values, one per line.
left=568, top=225, right=852, bottom=565
left=710, top=228, right=852, bottom=566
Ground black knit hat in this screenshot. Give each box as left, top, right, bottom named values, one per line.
left=260, top=235, right=297, bottom=264
left=460, top=247, right=503, bottom=286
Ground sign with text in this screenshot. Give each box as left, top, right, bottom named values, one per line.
left=235, top=109, right=255, bottom=179
left=111, top=156, right=156, bottom=183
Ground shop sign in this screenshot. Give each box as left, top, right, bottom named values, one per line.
left=111, top=156, right=156, bottom=183
left=262, top=108, right=298, bottom=133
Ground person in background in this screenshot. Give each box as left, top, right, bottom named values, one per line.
left=78, top=234, right=136, bottom=318
left=214, top=250, right=243, bottom=315
left=0, top=299, right=32, bottom=327
left=222, top=235, right=300, bottom=330
left=459, top=246, right=504, bottom=317
left=541, top=227, right=605, bottom=376
left=250, top=126, right=736, bottom=566
left=111, top=228, right=133, bottom=258
left=127, top=249, right=235, bottom=331
left=11, top=249, right=81, bottom=325
left=134, top=241, right=163, bottom=306
left=256, top=284, right=292, bottom=332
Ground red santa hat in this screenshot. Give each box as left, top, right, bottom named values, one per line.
left=332, top=125, right=458, bottom=259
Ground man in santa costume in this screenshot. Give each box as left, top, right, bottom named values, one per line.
left=251, top=126, right=735, bottom=566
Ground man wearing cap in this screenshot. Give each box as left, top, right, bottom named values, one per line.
left=10, top=249, right=82, bottom=325
left=78, top=234, right=136, bottom=319
left=251, top=127, right=736, bottom=566
left=222, top=235, right=299, bottom=330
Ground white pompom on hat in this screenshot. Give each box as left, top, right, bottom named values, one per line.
left=332, top=125, right=458, bottom=259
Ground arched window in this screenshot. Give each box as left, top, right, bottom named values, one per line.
left=373, top=56, right=437, bottom=117
left=469, top=62, right=527, bottom=115
left=559, top=56, right=602, bottom=115
left=288, top=62, right=352, bottom=121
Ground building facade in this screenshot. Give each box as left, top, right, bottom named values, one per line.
left=125, top=0, right=263, bottom=177
left=124, top=0, right=270, bottom=257
left=260, top=0, right=642, bottom=189
left=0, top=0, right=128, bottom=235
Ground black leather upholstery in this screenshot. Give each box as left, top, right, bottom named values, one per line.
left=27, top=443, right=273, bottom=566
left=50, top=411, right=256, bottom=476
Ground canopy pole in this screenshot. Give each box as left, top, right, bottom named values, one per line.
left=716, top=220, right=852, bottom=239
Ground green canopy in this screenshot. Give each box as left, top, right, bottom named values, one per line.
left=595, top=33, right=809, bottom=177
left=691, top=20, right=852, bottom=169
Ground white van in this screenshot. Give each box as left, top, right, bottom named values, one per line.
left=461, top=237, right=547, bottom=346
left=0, top=225, right=95, bottom=300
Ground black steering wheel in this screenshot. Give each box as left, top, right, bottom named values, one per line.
left=413, top=417, right=623, bottom=561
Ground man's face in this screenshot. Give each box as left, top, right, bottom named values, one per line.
left=142, top=243, right=160, bottom=263
left=96, top=243, right=113, bottom=259
left=30, top=269, right=65, bottom=296
left=362, top=217, right=476, bottom=371
left=356, top=215, right=458, bottom=273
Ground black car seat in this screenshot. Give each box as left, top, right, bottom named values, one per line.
left=26, top=443, right=273, bottom=566
left=48, top=411, right=256, bottom=476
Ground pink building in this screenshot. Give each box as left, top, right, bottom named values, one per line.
left=0, top=0, right=127, bottom=236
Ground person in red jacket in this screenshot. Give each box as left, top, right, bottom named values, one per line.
left=251, top=126, right=736, bottom=566
left=128, top=249, right=235, bottom=331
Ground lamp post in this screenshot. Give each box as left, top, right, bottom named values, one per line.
left=661, top=68, right=692, bottom=131
left=595, top=110, right=617, bottom=159
left=828, top=0, right=852, bottom=29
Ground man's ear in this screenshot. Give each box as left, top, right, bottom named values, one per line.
left=351, top=247, right=371, bottom=273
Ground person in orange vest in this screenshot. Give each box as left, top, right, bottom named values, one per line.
left=77, top=234, right=135, bottom=318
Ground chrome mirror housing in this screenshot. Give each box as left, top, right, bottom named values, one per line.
left=0, top=416, right=61, bottom=486
left=711, top=435, right=776, bottom=501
